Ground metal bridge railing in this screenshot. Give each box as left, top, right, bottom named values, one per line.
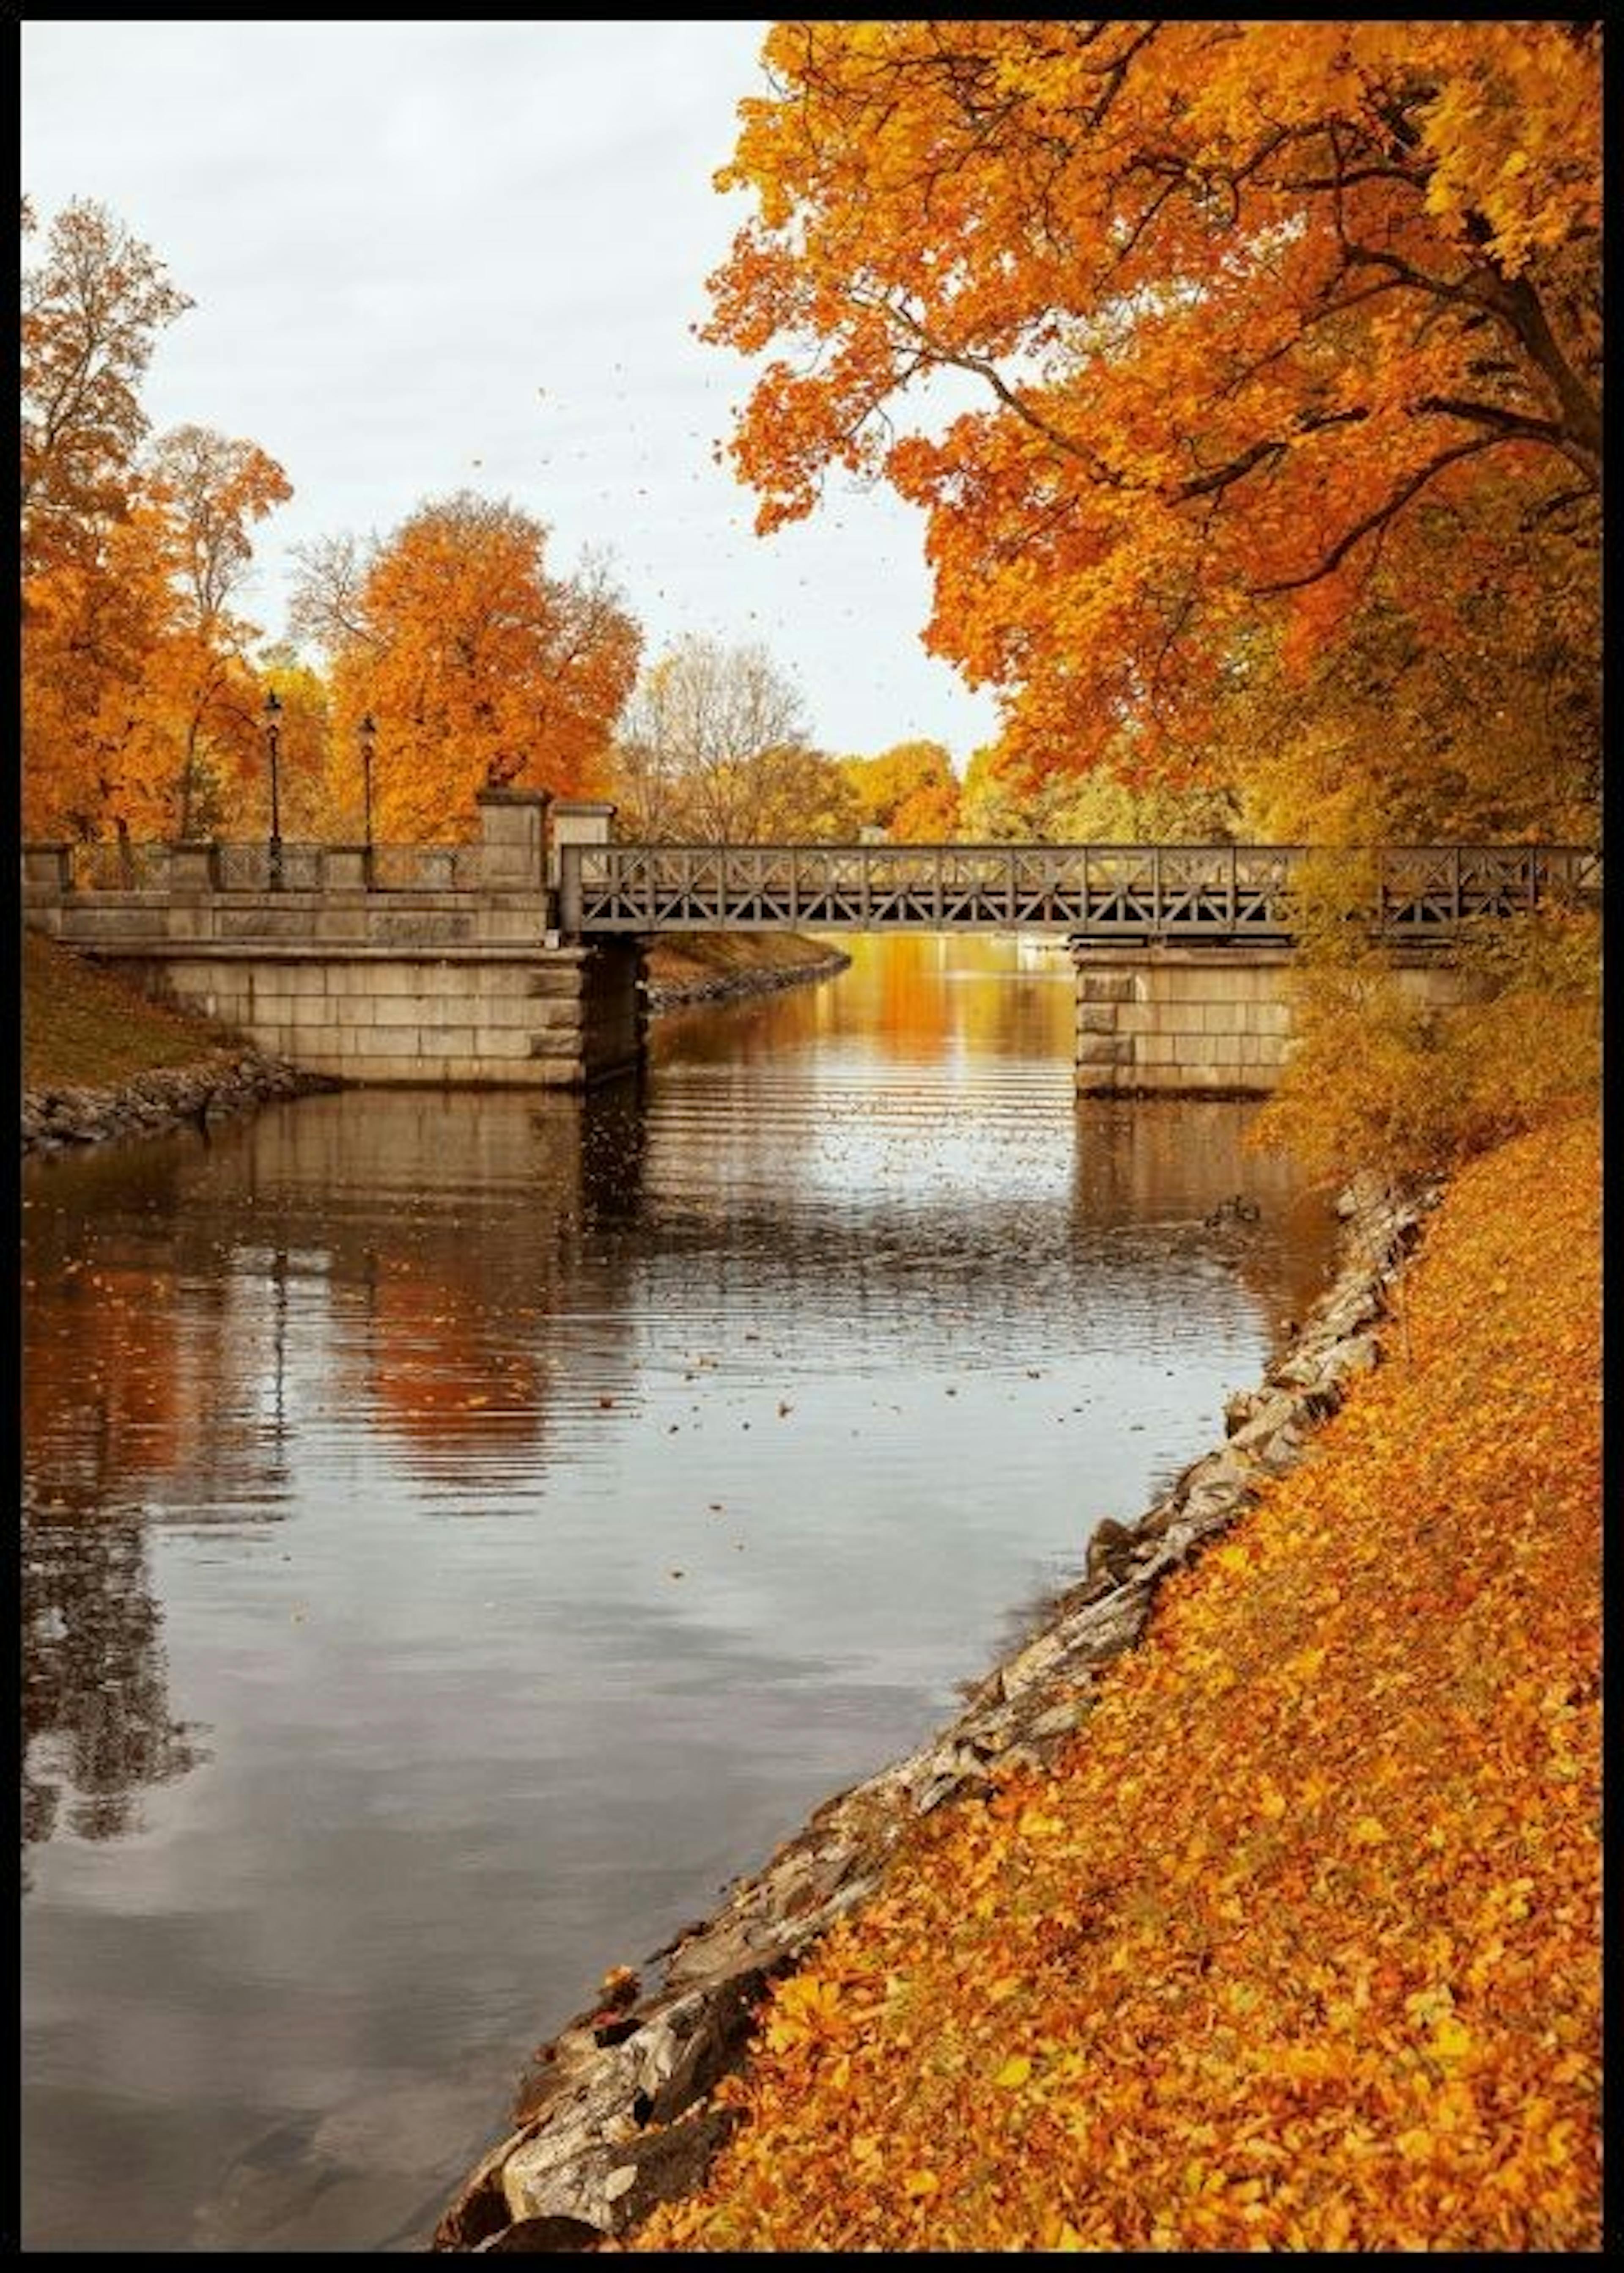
left=558, top=841, right=1600, bottom=940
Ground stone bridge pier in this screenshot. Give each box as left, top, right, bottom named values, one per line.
left=1071, top=945, right=1473, bottom=1097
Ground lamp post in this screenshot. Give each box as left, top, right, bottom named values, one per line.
left=358, top=712, right=377, bottom=887
left=263, top=688, right=284, bottom=889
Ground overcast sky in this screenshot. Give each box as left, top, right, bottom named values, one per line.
left=21, top=18, right=1004, bottom=765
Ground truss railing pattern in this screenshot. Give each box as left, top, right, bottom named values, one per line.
left=559, top=843, right=1600, bottom=940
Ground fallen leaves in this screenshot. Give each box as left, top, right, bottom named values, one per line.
left=626, top=1111, right=1600, bottom=2253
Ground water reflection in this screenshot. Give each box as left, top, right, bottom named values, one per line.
left=21, top=1518, right=208, bottom=1864
left=21, top=934, right=1341, bottom=2251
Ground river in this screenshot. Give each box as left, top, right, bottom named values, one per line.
left=21, top=933, right=1340, bottom=2251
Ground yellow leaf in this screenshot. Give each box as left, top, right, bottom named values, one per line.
left=1351, top=1815, right=1388, bottom=1845
left=993, top=2054, right=1033, bottom=2089
left=1431, top=2015, right=1473, bottom=2064
left=902, top=2169, right=939, bottom=2196
left=1321, top=2199, right=1354, bottom=2249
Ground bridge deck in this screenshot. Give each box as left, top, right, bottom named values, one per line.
left=559, top=843, right=1599, bottom=941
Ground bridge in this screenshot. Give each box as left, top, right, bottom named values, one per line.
left=557, top=840, right=1597, bottom=941
left=22, top=794, right=1597, bottom=1095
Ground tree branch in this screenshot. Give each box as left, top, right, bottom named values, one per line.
left=1249, top=437, right=1500, bottom=594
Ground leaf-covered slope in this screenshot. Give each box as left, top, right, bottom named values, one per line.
left=627, top=1109, right=1601, bottom=2253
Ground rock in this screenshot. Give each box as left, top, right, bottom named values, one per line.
left=1223, top=1388, right=1257, bottom=1436
left=475, top=2213, right=601, bottom=2251
left=645, top=950, right=853, bottom=1013
left=22, top=1051, right=337, bottom=1157
left=1084, top=1516, right=1138, bottom=1585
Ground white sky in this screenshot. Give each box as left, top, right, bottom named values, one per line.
left=20, top=18, right=1004, bottom=766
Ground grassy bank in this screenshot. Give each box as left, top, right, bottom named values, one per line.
left=626, top=1108, right=1602, bottom=2253
left=21, top=932, right=239, bottom=1090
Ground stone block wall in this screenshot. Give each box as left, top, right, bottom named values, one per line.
left=1074, top=948, right=1473, bottom=1096
left=92, top=939, right=646, bottom=1089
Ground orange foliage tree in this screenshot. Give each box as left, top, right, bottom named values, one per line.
left=840, top=739, right=961, bottom=841
left=22, top=197, right=190, bottom=839
left=22, top=195, right=191, bottom=581
left=289, top=494, right=641, bottom=840
left=22, top=201, right=293, bottom=843
left=960, top=742, right=1240, bottom=844
left=706, top=22, right=1600, bottom=785
left=22, top=505, right=180, bottom=841
left=1203, top=464, right=1599, bottom=847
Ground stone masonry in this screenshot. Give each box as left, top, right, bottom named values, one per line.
left=22, top=794, right=645, bottom=1091
left=1073, top=946, right=1476, bottom=1097
left=77, top=937, right=647, bottom=1089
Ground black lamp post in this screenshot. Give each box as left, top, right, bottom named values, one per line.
left=263, top=688, right=284, bottom=889
left=358, top=712, right=377, bottom=886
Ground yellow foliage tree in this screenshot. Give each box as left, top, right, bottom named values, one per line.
left=840, top=740, right=961, bottom=840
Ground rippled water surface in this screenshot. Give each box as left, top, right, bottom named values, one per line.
left=22, top=935, right=1339, bottom=2250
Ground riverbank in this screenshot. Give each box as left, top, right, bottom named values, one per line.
left=436, top=1107, right=1600, bottom=2252
left=20, top=932, right=336, bottom=1156
left=19, top=930, right=848, bottom=1154
left=643, top=931, right=850, bottom=1009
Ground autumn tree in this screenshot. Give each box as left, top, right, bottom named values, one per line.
left=20, top=201, right=294, bottom=844
left=1206, top=471, right=1600, bottom=847
left=840, top=739, right=961, bottom=841
left=289, top=494, right=640, bottom=839
left=141, top=424, right=294, bottom=836
left=22, top=194, right=192, bottom=578
left=607, top=634, right=817, bottom=841
left=22, top=197, right=194, bottom=838
left=706, top=22, right=1600, bottom=807
left=252, top=649, right=344, bottom=842
left=22, top=504, right=179, bottom=840
left=747, top=743, right=864, bottom=841
left=960, top=742, right=1240, bottom=844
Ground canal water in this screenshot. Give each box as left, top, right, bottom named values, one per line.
left=21, top=935, right=1340, bottom=2251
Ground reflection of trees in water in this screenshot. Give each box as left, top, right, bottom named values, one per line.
left=1071, top=1100, right=1341, bottom=1337
left=17, top=1086, right=647, bottom=1867
left=195, top=1088, right=645, bottom=1487
left=25, top=1087, right=649, bottom=1513
left=22, top=1156, right=290, bottom=1522
left=17, top=1031, right=1333, bottom=1880
left=652, top=936, right=1073, bottom=1072
left=21, top=1140, right=257, bottom=1869
left=21, top=1512, right=208, bottom=1870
